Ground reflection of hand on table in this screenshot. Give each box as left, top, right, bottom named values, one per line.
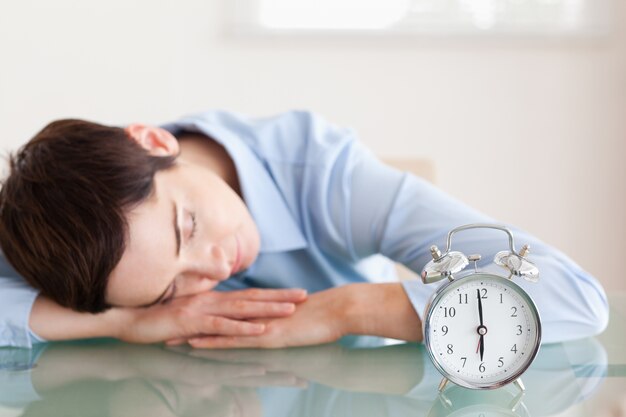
left=29, top=342, right=305, bottom=417
left=169, top=341, right=426, bottom=395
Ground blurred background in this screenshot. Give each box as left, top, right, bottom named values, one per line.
left=0, top=0, right=624, bottom=291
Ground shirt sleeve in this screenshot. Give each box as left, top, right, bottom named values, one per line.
left=0, top=257, right=46, bottom=348
left=343, top=144, right=609, bottom=343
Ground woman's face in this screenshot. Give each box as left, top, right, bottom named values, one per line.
left=105, top=126, right=260, bottom=307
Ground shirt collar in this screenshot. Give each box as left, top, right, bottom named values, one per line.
left=160, top=114, right=307, bottom=253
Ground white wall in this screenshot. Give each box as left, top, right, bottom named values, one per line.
left=1, top=0, right=624, bottom=290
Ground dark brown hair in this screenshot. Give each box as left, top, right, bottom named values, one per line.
left=0, top=120, right=176, bottom=313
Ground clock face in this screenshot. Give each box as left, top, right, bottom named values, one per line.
left=425, top=273, right=541, bottom=389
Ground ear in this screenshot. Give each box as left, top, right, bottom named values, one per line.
left=124, top=124, right=180, bottom=157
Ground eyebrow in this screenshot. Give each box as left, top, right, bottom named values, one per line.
left=173, top=202, right=181, bottom=257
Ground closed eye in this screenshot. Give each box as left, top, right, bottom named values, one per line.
left=161, top=282, right=177, bottom=304
left=189, top=212, right=197, bottom=240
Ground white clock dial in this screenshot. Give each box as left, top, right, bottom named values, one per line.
left=425, top=273, right=541, bottom=389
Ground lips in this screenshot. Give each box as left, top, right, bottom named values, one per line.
left=230, top=236, right=242, bottom=275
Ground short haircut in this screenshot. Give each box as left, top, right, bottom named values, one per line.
left=0, top=119, right=176, bottom=312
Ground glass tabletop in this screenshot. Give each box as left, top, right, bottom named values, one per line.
left=0, top=295, right=624, bottom=417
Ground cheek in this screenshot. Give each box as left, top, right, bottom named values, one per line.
left=242, top=216, right=261, bottom=267
left=174, top=277, right=222, bottom=299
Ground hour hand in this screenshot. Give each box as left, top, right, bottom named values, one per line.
left=479, top=335, right=484, bottom=361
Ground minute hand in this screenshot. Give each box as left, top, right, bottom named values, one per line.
left=477, top=289, right=485, bottom=362
left=477, top=289, right=484, bottom=327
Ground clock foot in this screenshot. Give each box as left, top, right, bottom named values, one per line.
left=508, top=389, right=526, bottom=413
left=513, top=377, right=525, bottom=392
left=438, top=377, right=449, bottom=392
left=438, top=391, right=453, bottom=409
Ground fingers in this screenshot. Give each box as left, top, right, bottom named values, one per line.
left=220, top=300, right=295, bottom=319
left=198, top=317, right=266, bottom=337
left=165, top=338, right=188, bottom=346
left=188, top=335, right=268, bottom=349
left=223, top=288, right=308, bottom=303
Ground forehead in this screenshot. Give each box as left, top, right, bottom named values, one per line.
left=106, top=179, right=176, bottom=306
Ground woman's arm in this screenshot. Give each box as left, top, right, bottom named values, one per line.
left=346, top=143, right=609, bottom=343
left=29, top=288, right=308, bottom=344
left=30, top=295, right=122, bottom=341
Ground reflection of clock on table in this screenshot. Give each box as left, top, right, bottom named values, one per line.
left=427, top=384, right=530, bottom=417
left=421, top=224, right=542, bottom=392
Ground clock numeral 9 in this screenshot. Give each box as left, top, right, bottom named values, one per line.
left=516, top=325, right=523, bottom=335
left=443, top=307, right=456, bottom=317
left=447, top=344, right=454, bottom=354
left=479, top=362, right=485, bottom=373
left=441, top=325, right=448, bottom=335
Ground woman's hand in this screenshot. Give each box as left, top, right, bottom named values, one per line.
left=115, top=288, right=308, bottom=344
left=184, top=283, right=422, bottom=349
left=184, top=285, right=351, bottom=349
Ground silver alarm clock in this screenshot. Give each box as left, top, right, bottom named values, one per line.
left=421, top=224, right=542, bottom=392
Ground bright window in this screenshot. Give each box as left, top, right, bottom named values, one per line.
left=231, top=0, right=611, bottom=36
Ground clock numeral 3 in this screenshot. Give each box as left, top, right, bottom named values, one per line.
left=516, top=325, right=522, bottom=335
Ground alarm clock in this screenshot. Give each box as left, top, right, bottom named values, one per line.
left=421, top=224, right=541, bottom=392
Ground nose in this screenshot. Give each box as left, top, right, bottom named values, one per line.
left=189, top=241, right=232, bottom=282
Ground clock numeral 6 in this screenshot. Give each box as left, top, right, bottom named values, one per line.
left=479, top=362, right=485, bottom=373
